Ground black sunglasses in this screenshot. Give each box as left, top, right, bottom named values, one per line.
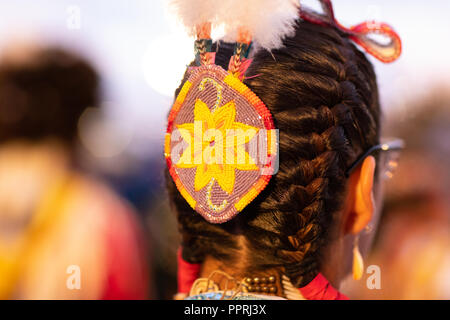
left=345, top=139, right=405, bottom=178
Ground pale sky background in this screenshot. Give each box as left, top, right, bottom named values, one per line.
left=0, top=0, right=448, bottom=161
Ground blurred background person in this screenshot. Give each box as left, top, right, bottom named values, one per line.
left=0, top=44, right=149, bottom=299
left=342, top=88, right=450, bottom=299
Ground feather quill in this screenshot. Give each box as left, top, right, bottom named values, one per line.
left=169, top=0, right=217, bottom=37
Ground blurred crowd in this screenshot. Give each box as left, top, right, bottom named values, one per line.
left=0, top=45, right=149, bottom=299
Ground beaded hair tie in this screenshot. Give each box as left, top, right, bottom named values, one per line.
left=300, top=0, right=402, bottom=63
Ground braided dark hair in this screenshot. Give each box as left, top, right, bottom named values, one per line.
left=167, top=20, right=380, bottom=287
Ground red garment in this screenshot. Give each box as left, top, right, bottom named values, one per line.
left=101, top=203, right=149, bottom=300
left=177, top=247, right=348, bottom=300
left=177, top=248, right=201, bottom=294
left=299, top=273, right=348, bottom=300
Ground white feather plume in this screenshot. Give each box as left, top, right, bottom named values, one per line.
left=169, top=0, right=300, bottom=50
left=169, top=0, right=217, bottom=37
left=218, top=0, right=300, bottom=50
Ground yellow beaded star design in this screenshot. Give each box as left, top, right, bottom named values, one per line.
left=175, top=98, right=259, bottom=194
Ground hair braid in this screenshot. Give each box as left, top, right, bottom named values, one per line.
left=168, top=21, right=380, bottom=287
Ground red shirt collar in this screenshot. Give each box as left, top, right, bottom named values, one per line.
left=177, top=248, right=348, bottom=300
left=299, top=273, right=348, bottom=300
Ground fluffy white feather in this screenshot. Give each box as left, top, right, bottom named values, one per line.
left=218, top=0, right=300, bottom=50
left=170, top=0, right=300, bottom=50
left=169, top=0, right=217, bottom=36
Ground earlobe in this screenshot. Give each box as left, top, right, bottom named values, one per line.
left=350, top=156, right=376, bottom=235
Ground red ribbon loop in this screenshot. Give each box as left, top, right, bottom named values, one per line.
left=299, top=0, right=402, bottom=63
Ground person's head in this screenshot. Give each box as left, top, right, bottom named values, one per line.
left=168, top=20, right=383, bottom=288
left=0, top=46, right=99, bottom=152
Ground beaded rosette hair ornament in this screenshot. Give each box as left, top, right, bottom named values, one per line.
left=165, top=0, right=401, bottom=224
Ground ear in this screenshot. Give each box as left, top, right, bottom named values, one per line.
left=346, top=156, right=376, bottom=235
